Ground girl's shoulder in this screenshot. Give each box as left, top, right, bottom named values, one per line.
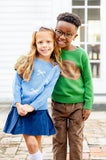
left=14, top=55, right=26, bottom=71
left=52, top=63, right=61, bottom=73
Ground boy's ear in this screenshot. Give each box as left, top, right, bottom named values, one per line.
left=73, top=34, right=78, bottom=41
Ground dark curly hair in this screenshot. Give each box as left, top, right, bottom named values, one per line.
left=57, top=12, right=81, bottom=28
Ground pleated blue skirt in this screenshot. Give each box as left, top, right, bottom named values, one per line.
left=3, top=107, right=56, bottom=136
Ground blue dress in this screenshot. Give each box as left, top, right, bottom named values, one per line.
left=3, top=58, right=61, bottom=135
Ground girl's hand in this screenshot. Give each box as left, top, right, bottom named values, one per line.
left=23, top=104, right=35, bottom=112
left=16, top=103, right=28, bottom=116
left=82, top=109, right=91, bottom=121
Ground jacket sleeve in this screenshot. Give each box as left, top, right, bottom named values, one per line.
left=82, top=52, right=94, bottom=110
left=30, top=66, right=61, bottom=110
left=12, top=72, right=22, bottom=106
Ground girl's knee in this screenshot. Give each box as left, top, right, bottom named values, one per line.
left=23, top=134, right=38, bottom=153
left=27, top=141, right=38, bottom=149
left=26, top=140, right=39, bottom=154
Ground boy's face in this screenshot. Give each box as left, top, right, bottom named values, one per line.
left=55, top=21, right=78, bottom=50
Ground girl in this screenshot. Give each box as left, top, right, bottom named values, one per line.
left=3, top=26, right=62, bottom=160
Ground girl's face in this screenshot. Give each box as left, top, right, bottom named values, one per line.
left=36, top=31, right=54, bottom=59
left=55, top=21, right=78, bottom=50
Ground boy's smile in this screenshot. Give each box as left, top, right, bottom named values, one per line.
left=55, top=21, right=78, bottom=50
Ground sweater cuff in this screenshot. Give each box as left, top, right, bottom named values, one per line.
left=83, top=102, right=92, bottom=110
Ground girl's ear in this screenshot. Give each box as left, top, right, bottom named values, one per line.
left=73, top=34, right=78, bottom=41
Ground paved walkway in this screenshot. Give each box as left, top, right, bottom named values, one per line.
left=0, top=103, right=106, bottom=160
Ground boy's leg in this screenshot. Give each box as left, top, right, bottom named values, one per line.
left=51, top=100, right=67, bottom=160
left=68, top=103, right=84, bottom=160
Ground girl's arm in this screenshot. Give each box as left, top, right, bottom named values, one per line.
left=22, top=104, right=35, bottom=112
left=12, top=72, right=23, bottom=106
left=12, top=73, right=28, bottom=116
left=30, top=67, right=60, bottom=110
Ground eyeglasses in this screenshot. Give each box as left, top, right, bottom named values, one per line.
left=55, top=29, right=76, bottom=39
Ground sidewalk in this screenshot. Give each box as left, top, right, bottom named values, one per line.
left=0, top=104, right=106, bottom=160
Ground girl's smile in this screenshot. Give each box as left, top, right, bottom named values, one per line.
left=36, top=31, right=54, bottom=59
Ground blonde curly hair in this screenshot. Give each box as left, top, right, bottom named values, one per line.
left=15, top=27, right=62, bottom=81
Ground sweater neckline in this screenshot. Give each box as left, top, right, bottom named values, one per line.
left=36, top=58, right=53, bottom=65
left=62, top=46, right=80, bottom=53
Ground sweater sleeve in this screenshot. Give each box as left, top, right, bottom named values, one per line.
left=12, top=72, right=22, bottom=106
left=82, top=52, right=94, bottom=110
left=30, top=66, right=61, bottom=110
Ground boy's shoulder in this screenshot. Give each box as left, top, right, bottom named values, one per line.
left=61, top=46, right=87, bottom=55
left=74, top=46, right=88, bottom=57
left=77, top=47, right=89, bottom=61
left=61, top=47, right=88, bottom=62
left=78, top=46, right=86, bottom=52
left=75, top=46, right=87, bottom=53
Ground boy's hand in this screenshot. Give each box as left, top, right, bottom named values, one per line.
left=82, top=109, right=91, bottom=121
left=23, top=104, right=35, bottom=112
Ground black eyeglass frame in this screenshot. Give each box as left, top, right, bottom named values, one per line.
left=55, top=29, right=76, bottom=39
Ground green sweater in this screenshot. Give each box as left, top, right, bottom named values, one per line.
left=52, top=47, right=93, bottom=110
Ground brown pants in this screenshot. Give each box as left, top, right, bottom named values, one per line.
left=51, top=100, right=84, bottom=160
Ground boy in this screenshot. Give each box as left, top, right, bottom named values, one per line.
left=51, top=12, right=93, bottom=160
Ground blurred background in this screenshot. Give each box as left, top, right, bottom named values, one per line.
left=0, top=0, right=106, bottom=106
left=0, top=1, right=106, bottom=159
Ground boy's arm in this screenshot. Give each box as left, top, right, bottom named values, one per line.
left=82, top=53, right=94, bottom=110
left=82, top=109, right=91, bottom=121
